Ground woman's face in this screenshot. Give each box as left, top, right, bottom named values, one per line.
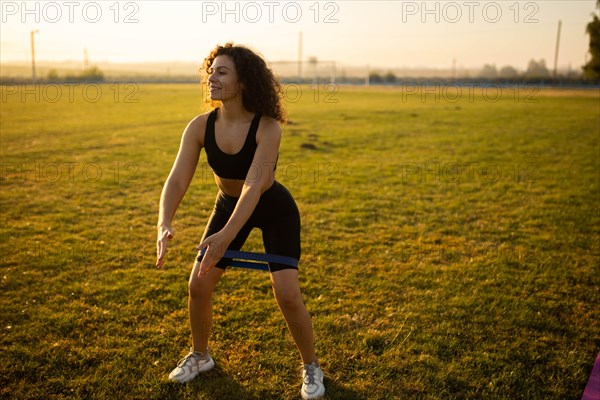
left=207, top=55, right=242, bottom=102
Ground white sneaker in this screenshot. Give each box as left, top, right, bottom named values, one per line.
left=168, top=347, right=215, bottom=383
left=301, top=361, right=325, bottom=399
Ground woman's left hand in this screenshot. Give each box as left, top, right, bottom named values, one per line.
left=196, top=230, right=232, bottom=277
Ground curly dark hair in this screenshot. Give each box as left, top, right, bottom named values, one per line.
left=201, top=43, right=286, bottom=123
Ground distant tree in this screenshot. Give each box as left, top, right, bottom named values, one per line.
left=525, top=59, right=550, bottom=78
left=478, top=64, right=497, bottom=79
left=47, top=69, right=59, bottom=81
left=582, top=0, right=600, bottom=79
left=81, top=66, right=104, bottom=82
left=384, top=71, right=397, bottom=83
left=64, top=73, right=79, bottom=82
left=499, top=65, right=519, bottom=79
left=64, top=66, right=105, bottom=82
left=369, top=72, right=383, bottom=83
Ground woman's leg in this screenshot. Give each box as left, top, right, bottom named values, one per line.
left=256, top=182, right=318, bottom=363
left=270, top=269, right=318, bottom=365
left=188, top=261, right=226, bottom=353
left=188, top=190, right=252, bottom=353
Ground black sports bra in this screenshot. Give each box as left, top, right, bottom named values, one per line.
left=204, top=108, right=275, bottom=180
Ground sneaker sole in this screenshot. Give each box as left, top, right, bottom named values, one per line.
left=301, top=383, right=325, bottom=399
left=301, top=388, right=325, bottom=400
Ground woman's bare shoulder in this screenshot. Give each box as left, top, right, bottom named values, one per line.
left=257, top=115, right=282, bottom=136
left=185, top=110, right=213, bottom=147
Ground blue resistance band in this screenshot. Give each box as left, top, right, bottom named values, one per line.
left=198, top=248, right=298, bottom=271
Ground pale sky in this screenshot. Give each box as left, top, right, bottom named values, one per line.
left=1, top=0, right=597, bottom=71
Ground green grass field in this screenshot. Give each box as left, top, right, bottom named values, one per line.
left=1, top=83, right=599, bottom=399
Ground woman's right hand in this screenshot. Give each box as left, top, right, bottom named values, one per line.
left=156, top=223, right=174, bottom=268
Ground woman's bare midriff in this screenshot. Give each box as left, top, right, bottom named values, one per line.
left=215, top=176, right=244, bottom=197
left=215, top=175, right=275, bottom=198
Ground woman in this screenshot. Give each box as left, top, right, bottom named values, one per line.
left=155, top=43, right=325, bottom=399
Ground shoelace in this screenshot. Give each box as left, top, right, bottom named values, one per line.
left=302, top=363, right=317, bottom=385
left=177, top=350, right=207, bottom=368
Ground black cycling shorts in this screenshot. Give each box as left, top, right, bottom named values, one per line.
left=196, top=180, right=300, bottom=272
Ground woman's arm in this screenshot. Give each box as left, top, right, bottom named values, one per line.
left=197, top=117, right=281, bottom=274
left=156, top=115, right=204, bottom=268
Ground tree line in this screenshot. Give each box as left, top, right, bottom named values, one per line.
left=369, top=58, right=582, bottom=84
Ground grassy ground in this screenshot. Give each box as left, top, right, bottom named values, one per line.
left=1, top=83, right=599, bottom=399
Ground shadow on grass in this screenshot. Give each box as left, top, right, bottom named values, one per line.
left=323, top=376, right=363, bottom=400
left=153, top=363, right=254, bottom=400
left=151, top=367, right=363, bottom=400
left=188, top=363, right=255, bottom=400
left=190, top=364, right=254, bottom=399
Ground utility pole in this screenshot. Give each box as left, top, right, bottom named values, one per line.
left=330, top=62, right=336, bottom=84
left=298, top=31, right=303, bottom=83
left=309, top=56, right=318, bottom=85
left=452, top=58, right=456, bottom=80
left=84, top=48, right=90, bottom=70
left=553, top=20, right=562, bottom=78
left=30, top=30, right=39, bottom=81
